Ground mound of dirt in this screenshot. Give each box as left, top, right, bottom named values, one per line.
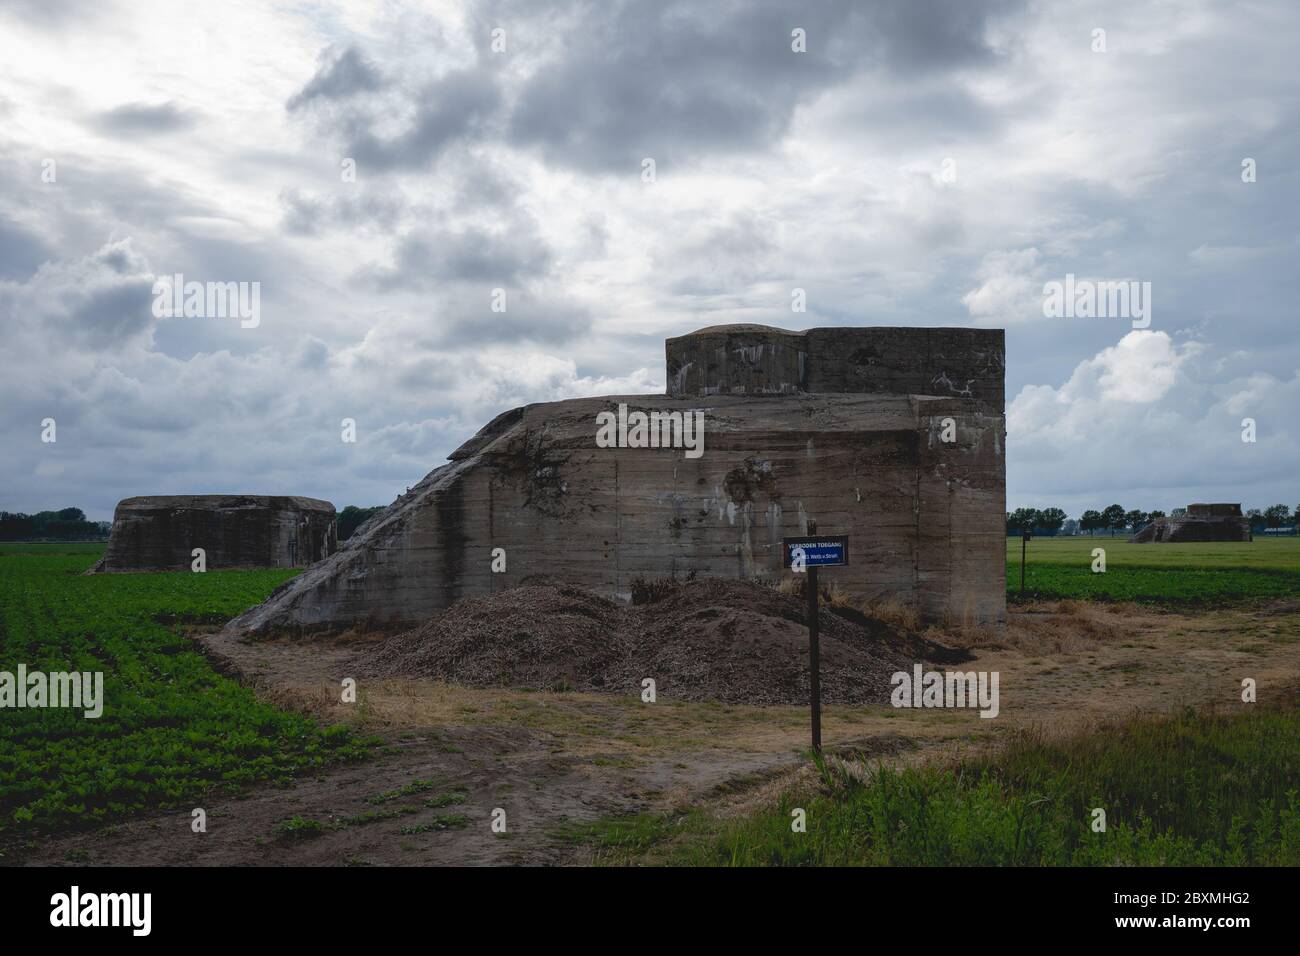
left=621, top=579, right=914, bottom=704
left=367, top=584, right=634, bottom=692
left=365, top=579, right=962, bottom=706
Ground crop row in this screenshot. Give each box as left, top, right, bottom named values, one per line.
left=0, top=549, right=374, bottom=836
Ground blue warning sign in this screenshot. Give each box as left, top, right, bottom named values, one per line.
left=782, top=535, right=849, bottom=568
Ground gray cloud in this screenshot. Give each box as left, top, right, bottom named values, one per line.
left=2, top=0, right=1298, bottom=522
left=291, top=67, right=501, bottom=171
left=287, top=46, right=387, bottom=110
left=0, top=216, right=51, bottom=279
left=95, top=101, right=196, bottom=134
left=1, top=239, right=156, bottom=350
left=288, top=1, right=1023, bottom=174
left=498, top=0, right=1022, bottom=170
left=380, top=224, right=551, bottom=287
left=428, top=289, right=592, bottom=348
left=279, top=187, right=408, bottom=236
left=0, top=0, right=108, bottom=26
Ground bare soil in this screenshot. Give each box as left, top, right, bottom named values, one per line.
left=15, top=595, right=1300, bottom=867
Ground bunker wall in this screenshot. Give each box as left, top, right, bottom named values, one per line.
left=230, top=393, right=1005, bottom=633
left=666, top=326, right=1005, bottom=412
left=90, top=495, right=337, bottom=572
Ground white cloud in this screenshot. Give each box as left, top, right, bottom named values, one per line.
left=1009, top=331, right=1199, bottom=441
left=1008, top=331, right=1300, bottom=512
left=1085, top=330, right=1194, bottom=403
left=961, top=247, right=1041, bottom=323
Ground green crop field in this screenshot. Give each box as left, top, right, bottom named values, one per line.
left=0, top=542, right=108, bottom=555
left=0, top=543, right=374, bottom=839
left=1005, top=535, right=1300, bottom=603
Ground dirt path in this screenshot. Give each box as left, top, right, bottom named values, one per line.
left=16, top=599, right=1300, bottom=866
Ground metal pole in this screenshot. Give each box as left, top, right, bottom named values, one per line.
left=1020, top=533, right=1027, bottom=594
left=808, top=564, right=821, bottom=754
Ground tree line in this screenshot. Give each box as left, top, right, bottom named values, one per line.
left=1007, top=504, right=1297, bottom=536
left=1, top=505, right=387, bottom=543
left=0, top=508, right=109, bottom=541
left=336, top=505, right=385, bottom=540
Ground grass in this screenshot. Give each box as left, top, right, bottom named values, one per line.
left=366, top=779, right=440, bottom=804
left=1007, top=535, right=1300, bottom=570
left=424, top=791, right=468, bottom=808
left=0, top=544, right=376, bottom=838
left=400, top=815, right=469, bottom=834
left=1006, top=536, right=1300, bottom=603
left=275, top=815, right=326, bottom=841
left=0, top=542, right=108, bottom=555
left=275, top=808, right=418, bottom=839
left=276, top=800, right=468, bottom=840
left=573, top=697, right=1300, bottom=866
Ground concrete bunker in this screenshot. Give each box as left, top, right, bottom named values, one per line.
left=89, top=495, right=337, bottom=572
left=1129, top=504, right=1251, bottom=543
left=230, top=325, right=1006, bottom=635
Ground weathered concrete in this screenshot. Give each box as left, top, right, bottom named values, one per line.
left=1130, top=504, right=1251, bottom=543
left=88, top=495, right=337, bottom=572
left=230, top=325, right=1006, bottom=634
left=667, top=325, right=1005, bottom=411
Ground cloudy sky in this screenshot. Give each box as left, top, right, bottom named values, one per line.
left=2, top=0, right=1297, bottom=520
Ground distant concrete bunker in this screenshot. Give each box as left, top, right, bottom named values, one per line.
left=1130, top=504, right=1251, bottom=543
left=89, top=495, right=337, bottom=573
left=231, top=325, right=1006, bottom=635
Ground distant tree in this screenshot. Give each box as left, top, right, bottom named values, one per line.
left=1264, top=504, right=1292, bottom=530
left=1062, top=518, right=1080, bottom=536
left=1080, top=510, right=1103, bottom=535
left=1246, top=508, right=1266, bottom=532
left=1037, top=507, right=1067, bottom=535
left=1125, top=509, right=1148, bottom=532
left=0, top=508, right=104, bottom=541
left=1101, top=504, right=1126, bottom=537
left=1007, top=507, right=1039, bottom=535
left=0, top=513, right=35, bottom=540
left=1148, top=510, right=1166, bottom=521
left=1171, top=507, right=1187, bottom=517
left=337, top=505, right=385, bottom=541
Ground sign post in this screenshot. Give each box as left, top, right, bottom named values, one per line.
left=807, top=560, right=820, bottom=753
left=782, top=522, right=848, bottom=755
left=1020, top=530, right=1031, bottom=595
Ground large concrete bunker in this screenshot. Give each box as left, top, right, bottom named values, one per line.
left=1129, top=503, right=1251, bottom=543
left=231, top=325, right=1006, bottom=634
left=89, top=495, right=338, bottom=572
